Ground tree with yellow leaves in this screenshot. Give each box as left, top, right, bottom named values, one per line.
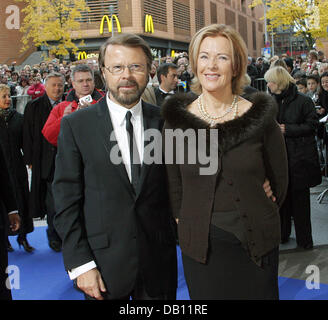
left=250, top=0, right=328, bottom=50
left=16, top=0, right=89, bottom=58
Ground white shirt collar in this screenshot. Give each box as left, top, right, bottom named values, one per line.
left=106, top=93, right=142, bottom=126
left=159, top=86, right=175, bottom=95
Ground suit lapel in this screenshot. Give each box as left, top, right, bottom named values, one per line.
left=135, top=102, right=160, bottom=198
left=96, top=98, right=134, bottom=195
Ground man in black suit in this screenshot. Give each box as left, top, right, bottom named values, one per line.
left=53, top=34, right=177, bottom=300
left=0, top=146, right=20, bottom=300
left=23, top=73, right=65, bottom=252
left=154, top=63, right=180, bottom=106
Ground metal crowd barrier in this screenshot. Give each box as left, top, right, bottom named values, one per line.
left=253, top=78, right=267, bottom=92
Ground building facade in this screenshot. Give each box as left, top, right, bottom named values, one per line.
left=0, top=0, right=34, bottom=65
left=69, top=0, right=266, bottom=60
left=1, top=0, right=266, bottom=65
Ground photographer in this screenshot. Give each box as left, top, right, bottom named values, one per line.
left=42, top=64, right=104, bottom=147
left=175, top=55, right=193, bottom=92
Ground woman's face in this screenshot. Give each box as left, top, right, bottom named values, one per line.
left=197, top=35, right=234, bottom=94
left=0, top=90, right=11, bottom=109
left=321, top=76, right=328, bottom=92
left=267, top=81, right=281, bottom=94
left=307, top=79, right=318, bottom=92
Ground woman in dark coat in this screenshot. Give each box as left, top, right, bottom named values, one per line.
left=317, top=71, right=328, bottom=118
left=0, top=84, right=34, bottom=252
left=162, top=24, right=288, bottom=300
left=265, top=66, right=322, bottom=249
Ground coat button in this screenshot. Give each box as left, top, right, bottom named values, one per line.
left=236, top=198, right=240, bottom=202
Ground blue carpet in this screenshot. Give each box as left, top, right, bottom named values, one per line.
left=7, top=226, right=328, bottom=300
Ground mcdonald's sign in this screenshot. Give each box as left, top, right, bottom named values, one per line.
left=77, top=51, right=87, bottom=60
left=99, top=15, right=122, bottom=35
left=145, top=14, right=154, bottom=33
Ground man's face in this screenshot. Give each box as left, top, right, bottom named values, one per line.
left=102, top=45, right=149, bottom=108
left=1, top=76, right=8, bottom=84
left=45, top=76, right=64, bottom=101
left=72, top=71, right=95, bottom=99
left=161, top=67, right=179, bottom=92
left=297, top=84, right=307, bottom=94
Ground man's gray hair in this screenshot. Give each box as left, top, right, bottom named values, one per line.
left=45, top=72, right=65, bottom=84
left=71, top=64, right=94, bottom=82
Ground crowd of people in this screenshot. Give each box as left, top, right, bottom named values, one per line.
left=0, top=26, right=327, bottom=301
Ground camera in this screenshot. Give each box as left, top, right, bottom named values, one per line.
left=79, top=95, right=92, bottom=105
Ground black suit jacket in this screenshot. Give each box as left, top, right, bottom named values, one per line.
left=53, top=97, right=177, bottom=299
left=23, top=94, right=60, bottom=218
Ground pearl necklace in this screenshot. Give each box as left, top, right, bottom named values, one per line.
left=197, top=94, right=238, bottom=126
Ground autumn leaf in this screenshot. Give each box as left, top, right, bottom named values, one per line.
left=250, top=0, right=328, bottom=49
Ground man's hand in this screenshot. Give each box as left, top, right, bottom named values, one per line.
left=63, top=103, right=73, bottom=117
left=78, top=100, right=92, bottom=110
left=316, top=107, right=326, bottom=115
left=77, top=268, right=107, bottom=300
left=263, top=178, right=276, bottom=202
left=279, top=124, right=286, bottom=135
left=9, top=213, right=20, bottom=232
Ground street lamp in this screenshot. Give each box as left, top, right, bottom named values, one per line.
left=109, top=5, right=115, bottom=37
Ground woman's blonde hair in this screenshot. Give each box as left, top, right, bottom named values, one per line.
left=0, top=84, right=10, bottom=94
left=189, top=24, right=247, bottom=95
left=264, top=66, right=296, bottom=91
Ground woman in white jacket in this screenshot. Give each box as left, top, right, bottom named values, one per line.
left=15, top=78, right=31, bottom=114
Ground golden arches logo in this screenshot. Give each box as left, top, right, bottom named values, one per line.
left=77, top=51, right=87, bottom=60
left=145, top=14, right=154, bottom=33
left=99, top=15, right=122, bottom=35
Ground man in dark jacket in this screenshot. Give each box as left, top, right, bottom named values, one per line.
left=23, top=72, right=65, bottom=252
left=42, top=64, right=104, bottom=147
left=52, top=33, right=177, bottom=300
left=154, top=63, right=180, bottom=107
left=0, top=145, right=20, bottom=300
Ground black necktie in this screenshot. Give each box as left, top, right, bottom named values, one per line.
left=126, top=111, right=141, bottom=192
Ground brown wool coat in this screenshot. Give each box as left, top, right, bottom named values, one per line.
left=162, top=92, right=289, bottom=264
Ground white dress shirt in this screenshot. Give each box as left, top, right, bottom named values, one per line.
left=107, top=95, right=144, bottom=181
left=159, top=86, right=175, bottom=95
left=68, top=94, right=144, bottom=280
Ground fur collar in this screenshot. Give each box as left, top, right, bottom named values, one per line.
left=161, top=91, right=278, bottom=152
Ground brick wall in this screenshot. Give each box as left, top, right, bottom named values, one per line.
left=0, top=0, right=34, bottom=65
